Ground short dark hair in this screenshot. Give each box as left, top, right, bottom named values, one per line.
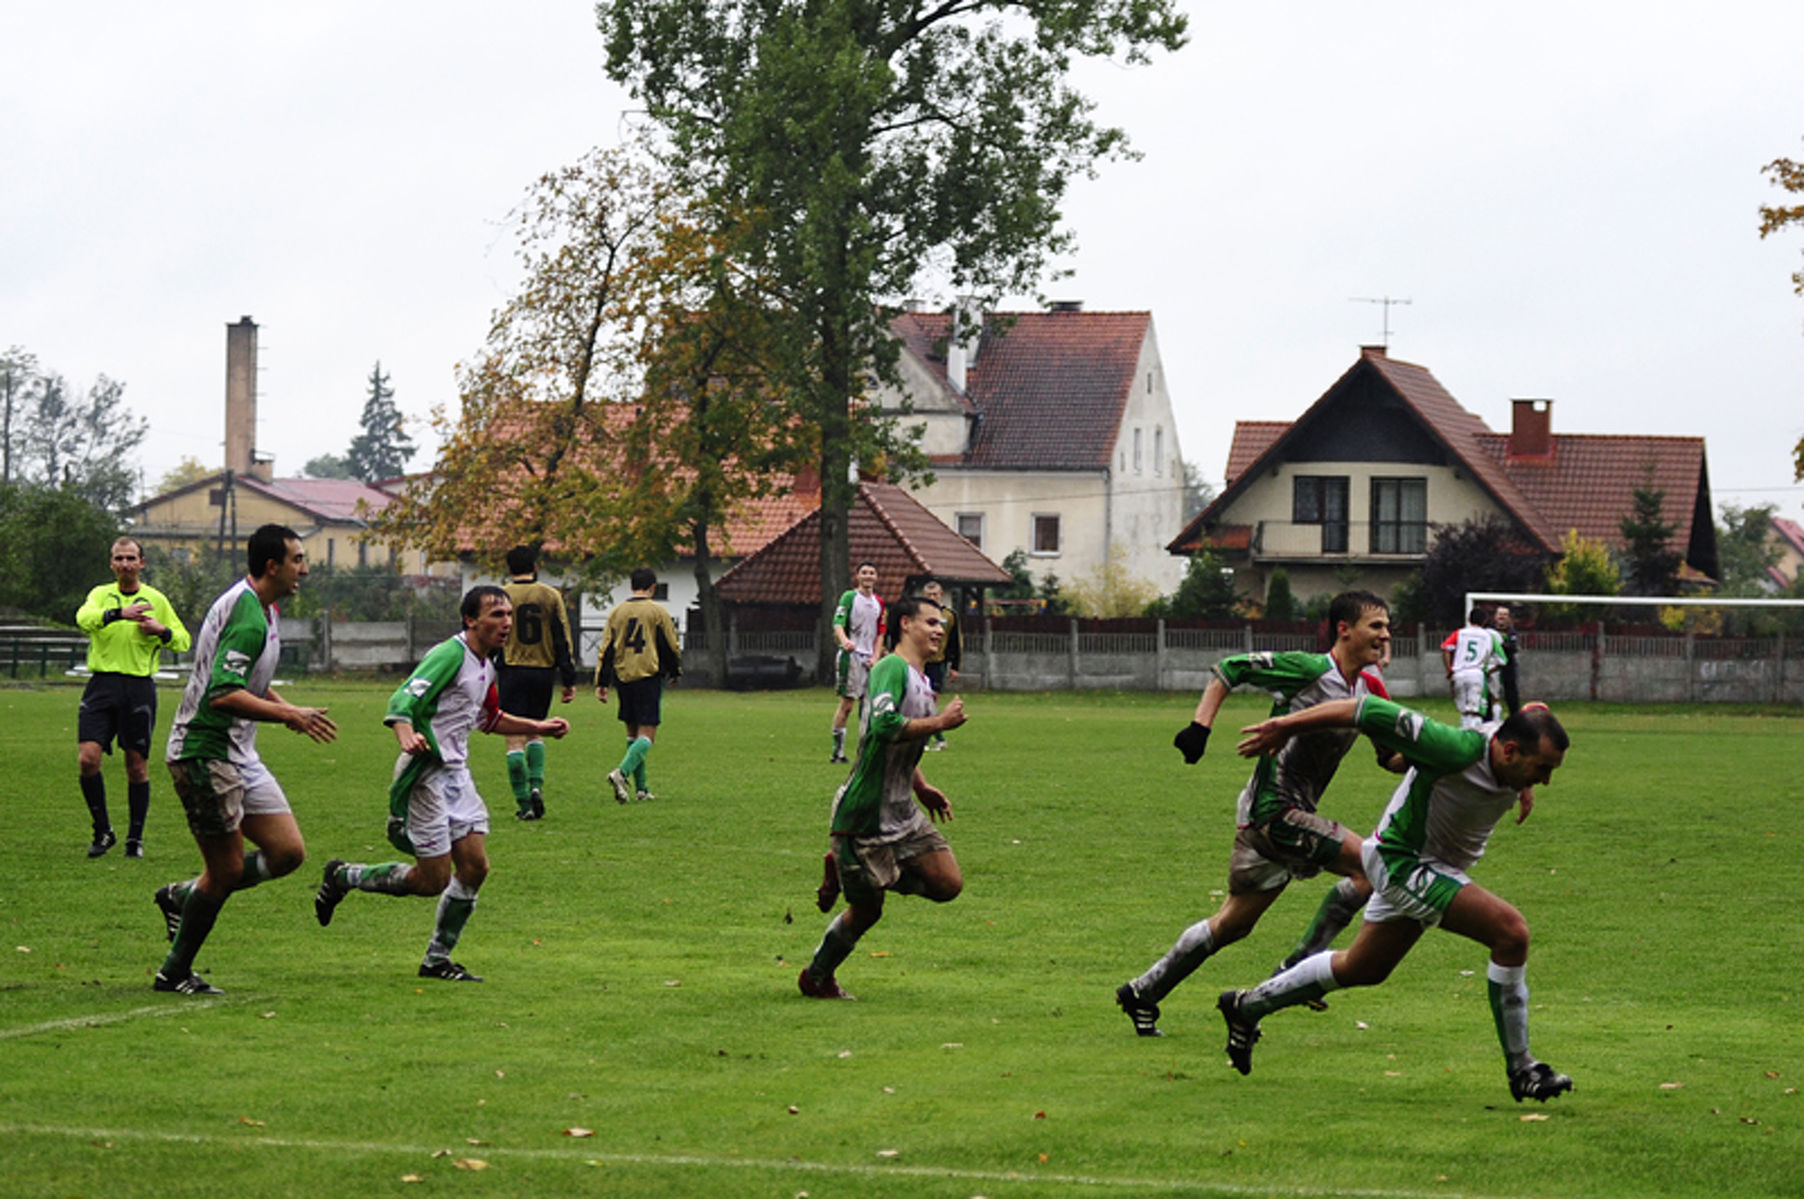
left=247, top=524, right=300, bottom=578
left=461, top=584, right=509, bottom=624
left=856, top=561, right=877, bottom=574
left=1469, top=606, right=1488, bottom=625
left=630, top=567, right=657, bottom=592
left=111, top=535, right=145, bottom=558
left=891, top=593, right=941, bottom=627
left=1497, top=704, right=1569, bottom=754
left=505, top=545, right=537, bottom=575
left=1328, top=590, right=1387, bottom=632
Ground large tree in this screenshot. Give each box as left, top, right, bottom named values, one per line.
left=373, top=142, right=805, bottom=681
left=344, top=361, right=416, bottom=483
left=1, top=356, right=146, bottom=512
left=596, top=0, right=1188, bottom=675
left=1714, top=502, right=1783, bottom=595
left=1759, top=147, right=1804, bottom=479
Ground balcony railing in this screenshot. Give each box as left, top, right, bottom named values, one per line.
left=1253, top=520, right=1427, bottom=559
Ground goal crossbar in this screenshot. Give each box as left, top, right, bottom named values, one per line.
left=1466, top=591, right=1804, bottom=613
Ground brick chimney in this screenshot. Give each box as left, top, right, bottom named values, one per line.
left=224, top=316, right=275, bottom=482
left=1508, top=399, right=1553, bottom=459
left=1359, top=344, right=1387, bottom=360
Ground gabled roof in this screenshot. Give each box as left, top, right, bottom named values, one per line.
left=130, top=470, right=396, bottom=527
left=1172, top=348, right=1558, bottom=554
left=715, top=481, right=1013, bottom=605
left=1771, top=516, right=1804, bottom=559
left=1170, top=348, right=1716, bottom=577
left=1471, top=431, right=1710, bottom=560
left=891, top=309, right=1151, bottom=471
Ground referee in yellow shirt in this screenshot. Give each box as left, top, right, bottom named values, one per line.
left=74, top=537, right=190, bottom=858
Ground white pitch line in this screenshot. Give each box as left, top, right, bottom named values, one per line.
left=0, top=1123, right=1530, bottom=1199
left=0, top=1000, right=223, bottom=1040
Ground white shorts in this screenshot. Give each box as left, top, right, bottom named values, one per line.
left=168, top=756, right=291, bottom=838
left=402, top=765, right=489, bottom=859
left=1449, top=673, right=1495, bottom=728
left=1361, top=835, right=1470, bottom=927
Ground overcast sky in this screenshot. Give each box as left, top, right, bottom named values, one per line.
left=6, top=2, right=1803, bottom=523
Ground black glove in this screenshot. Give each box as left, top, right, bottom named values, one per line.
left=1173, top=721, right=1210, bottom=764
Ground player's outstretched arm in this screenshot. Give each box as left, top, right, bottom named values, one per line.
left=1237, top=698, right=1360, bottom=757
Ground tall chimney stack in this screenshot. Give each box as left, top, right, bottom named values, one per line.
left=225, top=317, right=258, bottom=478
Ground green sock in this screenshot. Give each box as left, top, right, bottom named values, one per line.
left=506, top=751, right=529, bottom=804
left=525, top=740, right=546, bottom=790
left=619, top=736, right=651, bottom=778
left=633, top=761, right=648, bottom=793
left=346, top=861, right=415, bottom=895
left=424, top=879, right=478, bottom=964
left=161, top=886, right=225, bottom=977
left=233, top=850, right=272, bottom=892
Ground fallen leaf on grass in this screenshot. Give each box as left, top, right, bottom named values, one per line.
left=239, top=1117, right=265, bottom=1127
left=259, top=1011, right=276, bottom=1020
left=941, top=1043, right=963, bottom=1050
left=1659, top=1082, right=1683, bottom=1090
left=1034, top=1111, right=1047, bottom=1120
left=563, top=1128, right=595, bottom=1138
left=663, top=979, right=682, bottom=987
left=788, top=1105, right=801, bottom=1115
left=467, top=1138, right=490, bottom=1145
left=1519, top=1113, right=1549, bottom=1123
left=876, top=1148, right=900, bottom=1158
left=431, top=1149, right=454, bottom=1159
left=454, top=1158, right=489, bottom=1171
left=16, top=946, right=31, bottom=954
left=869, top=951, right=890, bottom=958
left=495, top=1069, right=506, bottom=1078
left=400, top=1175, right=424, bottom=1183
left=1740, top=1117, right=1761, bottom=1125
left=1038, top=1153, right=1050, bottom=1163
left=838, top=1050, right=853, bottom=1059
left=1765, top=1070, right=1781, bottom=1079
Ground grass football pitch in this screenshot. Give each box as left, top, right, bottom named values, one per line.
left=2, top=681, right=1800, bottom=1198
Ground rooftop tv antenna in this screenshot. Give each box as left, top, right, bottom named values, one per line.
left=1351, top=295, right=1412, bottom=348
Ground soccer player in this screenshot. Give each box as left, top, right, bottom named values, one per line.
left=74, top=536, right=191, bottom=858
left=920, top=579, right=960, bottom=750
left=799, top=593, right=967, bottom=1000
left=498, top=545, right=576, bottom=820
left=828, top=561, right=884, bottom=763
left=1442, top=607, right=1509, bottom=729
left=1115, top=591, right=1401, bottom=1037
left=1217, top=698, right=1573, bottom=1104
left=595, top=568, right=682, bottom=804
left=313, top=586, right=570, bottom=982
left=150, top=524, right=338, bottom=995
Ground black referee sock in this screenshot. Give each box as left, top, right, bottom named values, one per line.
left=79, top=773, right=111, bottom=835
left=127, top=780, right=151, bottom=843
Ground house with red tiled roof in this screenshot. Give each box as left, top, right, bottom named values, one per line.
left=878, top=304, right=1188, bottom=594
left=1768, top=516, right=1804, bottom=590
left=126, top=470, right=447, bottom=576
left=1169, top=345, right=1719, bottom=604
left=715, top=480, right=1013, bottom=608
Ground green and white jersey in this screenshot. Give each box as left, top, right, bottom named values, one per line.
left=1445, top=623, right=1507, bottom=681
left=1354, top=696, right=1514, bottom=874
left=1215, top=650, right=1381, bottom=827
left=166, top=579, right=280, bottom=764
left=384, top=633, right=500, bottom=816
left=829, top=654, right=935, bottom=840
left=833, top=588, right=884, bottom=658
